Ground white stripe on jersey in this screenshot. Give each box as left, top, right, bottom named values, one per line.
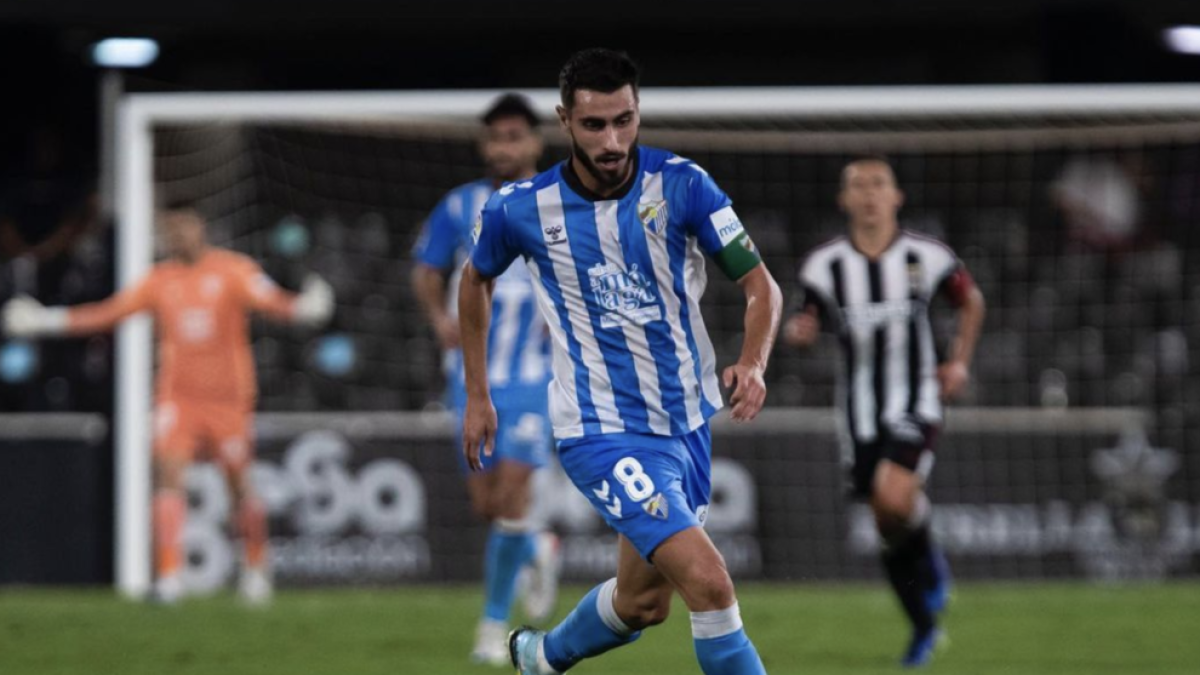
left=880, top=249, right=911, bottom=428
left=593, top=199, right=672, bottom=435
left=535, top=186, right=625, bottom=435
left=487, top=283, right=524, bottom=386
left=526, top=259, right=582, bottom=437
left=640, top=171, right=707, bottom=428
left=684, top=237, right=724, bottom=412
left=840, top=252, right=877, bottom=442
left=916, top=306, right=942, bottom=424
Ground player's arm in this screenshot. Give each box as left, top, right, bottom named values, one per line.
left=458, top=260, right=497, bottom=471
left=237, top=261, right=333, bottom=328
left=937, top=265, right=986, bottom=400
left=684, top=159, right=782, bottom=421
left=783, top=274, right=829, bottom=349
left=411, top=264, right=458, bottom=350
left=411, top=195, right=464, bottom=350
left=458, top=199, right=519, bottom=471
left=726, top=263, right=783, bottom=422
left=3, top=276, right=153, bottom=338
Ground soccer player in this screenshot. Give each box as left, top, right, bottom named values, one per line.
left=2, top=206, right=334, bottom=604
left=460, top=49, right=782, bottom=675
left=410, top=93, right=561, bottom=666
left=783, top=156, right=986, bottom=667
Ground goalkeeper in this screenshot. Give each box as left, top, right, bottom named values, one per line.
left=3, top=206, right=334, bottom=604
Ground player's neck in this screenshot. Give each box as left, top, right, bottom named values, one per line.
left=849, top=222, right=899, bottom=259
left=176, top=245, right=210, bottom=265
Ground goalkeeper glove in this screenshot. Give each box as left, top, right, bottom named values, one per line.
left=2, top=295, right=69, bottom=338
left=292, top=274, right=334, bottom=328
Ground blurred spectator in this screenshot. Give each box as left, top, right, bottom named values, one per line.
left=1, top=127, right=96, bottom=261
left=1050, top=153, right=1148, bottom=256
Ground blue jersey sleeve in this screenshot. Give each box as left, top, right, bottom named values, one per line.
left=411, top=194, right=461, bottom=270
left=683, top=162, right=762, bottom=280
left=470, top=198, right=520, bottom=279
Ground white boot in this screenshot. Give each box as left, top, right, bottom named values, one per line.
left=238, top=567, right=273, bottom=606
left=471, top=618, right=511, bottom=667
left=522, top=533, right=562, bottom=624
left=150, top=574, right=184, bottom=605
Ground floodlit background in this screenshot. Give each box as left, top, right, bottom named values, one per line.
left=2, top=2, right=1200, bottom=673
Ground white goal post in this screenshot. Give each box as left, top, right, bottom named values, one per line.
left=113, top=84, right=1200, bottom=596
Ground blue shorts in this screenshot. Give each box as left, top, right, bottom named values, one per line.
left=557, top=424, right=712, bottom=561
left=455, top=401, right=551, bottom=473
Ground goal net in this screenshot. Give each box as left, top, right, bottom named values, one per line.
left=114, top=87, right=1200, bottom=595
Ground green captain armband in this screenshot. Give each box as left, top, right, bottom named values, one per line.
left=714, top=232, right=763, bottom=280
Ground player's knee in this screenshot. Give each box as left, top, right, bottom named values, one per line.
left=617, top=587, right=673, bottom=630
left=469, top=495, right=494, bottom=521
left=673, top=557, right=736, bottom=611
left=691, top=568, right=737, bottom=611
left=872, top=485, right=915, bottom=523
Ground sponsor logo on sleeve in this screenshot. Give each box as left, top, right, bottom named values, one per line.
left=710, top=206, right=745, bottom=248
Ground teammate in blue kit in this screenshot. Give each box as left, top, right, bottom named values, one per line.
left=459, top=49, right=782, bottom=675
left=411, top=93, right=561, bottom=666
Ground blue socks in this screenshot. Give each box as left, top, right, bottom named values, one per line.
left=483, top=524, right=536, bottom=622
left=542, top=581, right=766, bottom=675
left=692, top=603, right=767, bottom=675
left=543, top=578, right=641, bottom=672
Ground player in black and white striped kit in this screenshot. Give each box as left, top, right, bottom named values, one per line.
left=784, top=156, right=985, bottom=668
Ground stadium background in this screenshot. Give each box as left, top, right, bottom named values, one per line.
left=2, top=2, right=1200, bottom=673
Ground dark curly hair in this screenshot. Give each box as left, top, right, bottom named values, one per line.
left=558, top=48, right=641, bottom=109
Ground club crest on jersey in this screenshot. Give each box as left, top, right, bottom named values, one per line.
left=642, top=492, right=669, bottom=520
left=638, top=199, right=669, bottom=236
left=472, top=215, right=483, bottom=245
left=589, top=261, right=662, bottom=329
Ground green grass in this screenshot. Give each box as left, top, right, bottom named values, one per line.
left=2, top=582, right=1198, bottom=674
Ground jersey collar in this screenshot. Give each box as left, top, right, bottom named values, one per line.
left=561, top=146, right=641, bottom=203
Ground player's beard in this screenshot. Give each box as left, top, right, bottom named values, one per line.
left=572, top=136, right=638, bottom=193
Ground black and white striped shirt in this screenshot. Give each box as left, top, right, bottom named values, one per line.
left=799, top=230, right=963, bottom=445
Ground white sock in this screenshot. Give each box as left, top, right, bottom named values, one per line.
left=595, top=577, right=635, bottom=636
left=690, top=602, right=744, bottom=640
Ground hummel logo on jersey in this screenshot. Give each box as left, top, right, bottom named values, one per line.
left=642, top=492, right=669, bottom=520
left=638, top=199, right=669, bottom=235
left=593, top=480, right=622, bottom=517
left=543, top=224, right=567, bottom=246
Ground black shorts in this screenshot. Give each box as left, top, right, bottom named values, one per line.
left=847, top=423, right=939, bottom=499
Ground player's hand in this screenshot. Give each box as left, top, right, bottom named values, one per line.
left=2, top=295, right=65, bottom=338
left=434, top=314, right=461, bottom=351
left=938, top=360, right=970, bottom=400
left=782, top=311, right=819, bottom=348
left=462, top=396, right=498, bottom=472
left=723, top=362, right=766, bottom=422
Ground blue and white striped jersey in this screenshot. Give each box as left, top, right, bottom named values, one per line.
left=412, top=179, right=551, bottom=410
left=471, top=146, right=762, bottom=440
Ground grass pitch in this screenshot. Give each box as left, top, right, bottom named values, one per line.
left=2, top=582, right=1197, bottom=674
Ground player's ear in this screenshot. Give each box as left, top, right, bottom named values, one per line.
left=895, top=187, right=906, bottom=210
left=555, top=105, right=569, bottom=130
